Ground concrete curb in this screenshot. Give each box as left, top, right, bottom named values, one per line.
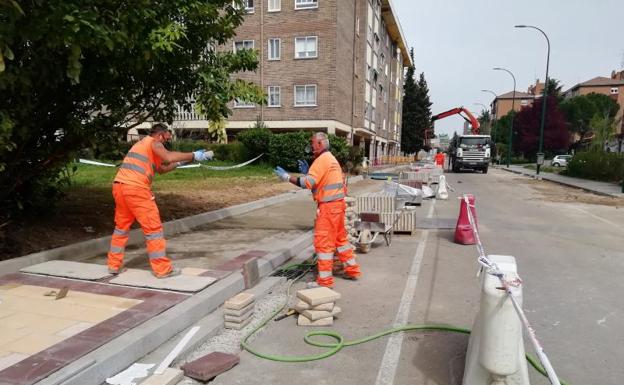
left=0, top=189, right=308, bottom=275
left=38, top=231, right=314, bottom=385
left=500, top=167, right=620, bottom=198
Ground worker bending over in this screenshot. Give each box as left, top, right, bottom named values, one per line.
left=274, top=132, right=361, bottom=287
left=107, top=123, right=212, bottom=278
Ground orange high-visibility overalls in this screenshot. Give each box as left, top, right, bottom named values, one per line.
left=107, top=136, right=173, bottom=277
left=300, top=151, right=361, bottom=287
left=435, top=152, right=445, bottom=167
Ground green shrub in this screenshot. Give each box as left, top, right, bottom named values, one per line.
left=170, top=139, right=213, bottom=153
left=328, top=135, right=349, bottom=166
left=567, top=151, right=624, bottom=182
left=237, top=127, right=272, bottom=158
left=212, top=142, right=247, bottom=162
left=268, top=131, right=309, bottom=170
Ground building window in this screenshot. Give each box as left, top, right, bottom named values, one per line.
left=295, top=36, right=318, bottom=59
left=268, top=86, right=281, bottom=107
left=611, top=87, right=619, bottom=94
left=234, top=40, right=254, bottom=53
left=234, top=99, right=255, bottom=108
left=233, top=0, right=255, bottom=13
left=268, top=0, right=281, bottom=11
left=521, top=99, right=528, bottom=106
left=268, top=38, right=281, bottom=60
left=295, top=0, right=318, bottom=9
left=294, top=85, right=317, bottom=106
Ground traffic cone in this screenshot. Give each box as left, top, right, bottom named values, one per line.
left=454, top=194, right=477, bottom=245
left=436, top=175, right=449, bottom=200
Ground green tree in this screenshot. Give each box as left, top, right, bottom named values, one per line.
left=0, top=0, right=264, bottom=215
left=544, top=78, right=564, bottom=100
left=477, top=110, right=492, bottom=135
left=589, top=113, right=621, bottom=152
left=400, top=49, right=432, bottom=154
left=400, top=49, right=419, bottom=153
left=560, top=93, right=620, bottom=136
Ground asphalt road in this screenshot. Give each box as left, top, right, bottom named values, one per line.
left=193, top=168, right=624, bottom=385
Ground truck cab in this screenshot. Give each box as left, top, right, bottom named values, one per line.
left=449, top=135, right=491, bottom=173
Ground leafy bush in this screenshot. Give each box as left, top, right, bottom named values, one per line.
left=237, top=127, right=272, bottom=158
left=567, top=151, right=624, bottom=182
left=268, top=131, right=309, bottom=170
left=170, top=139, right=213, bottom=153
left=328, top=135, right=349, bottom=166
left=212, top=142, right=247, bottom=163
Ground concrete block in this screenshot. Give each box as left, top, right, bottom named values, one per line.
left=301, top=306, right=341, bottom=321
left=296, top=287, right=340, bottom=306
left=224, top=292, right=254, bottom=310
left=293, top=300, right=333, bottom=313
left=224, top=316, right=253, bottom=330
left=140, top=368, right=183, bottom=385
left=223, top=302, right=254, bottom=317
left=182, top=351, right=239, bottom=382
left=297, top=315, right=333, bottom=326
left=242, top=258, right=260, bottom=289
left=110, top=269, right=217, bottom=293
left=224, top=311, right=253, bottom=323
left=20, top=261, right=112, bottom=280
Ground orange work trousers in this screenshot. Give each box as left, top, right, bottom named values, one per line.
left=107, top=183, right=173, bottom=276
left=314, top=200, right=361, bottom=287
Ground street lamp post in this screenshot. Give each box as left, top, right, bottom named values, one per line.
left=493, top=67, right=516, bottom=167
left=516, top=25, right=550, bottom=176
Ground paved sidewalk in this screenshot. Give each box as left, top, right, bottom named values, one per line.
left=501, top=165, right=624, bottom=198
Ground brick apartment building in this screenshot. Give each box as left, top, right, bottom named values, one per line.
left=564, top=70, right=624, bottom=137
left=490, top=79, right=543, bottom=119
left=171, top=0, right=411, bottom=159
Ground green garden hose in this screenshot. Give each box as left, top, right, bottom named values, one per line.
left=242, top=262, right=570, bottom=385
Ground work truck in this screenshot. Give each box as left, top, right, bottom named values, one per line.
left=431, top=107, right=491, bottom=173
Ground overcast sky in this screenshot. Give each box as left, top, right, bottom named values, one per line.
left=392, top=0, right=624, bottom=137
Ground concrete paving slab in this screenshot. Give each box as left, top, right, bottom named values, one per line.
left=19, top=261, right=112, bottom=280
left=139, top=368, right=183, bottom=385
left=109, top=269, right=217, bottom=293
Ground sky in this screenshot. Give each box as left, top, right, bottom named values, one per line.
left=392, top=0, right=624, bottom=137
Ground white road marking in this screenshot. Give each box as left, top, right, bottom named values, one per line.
left=374, top=199, right=436, bottom=385
left=573, top=207, right=622, bottom=229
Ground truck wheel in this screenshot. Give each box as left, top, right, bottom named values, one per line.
left=482, top=166, right=488, bottom=174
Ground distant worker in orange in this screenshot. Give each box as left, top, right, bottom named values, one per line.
left=107, top=123, right=212, bottom=278
left=273, top=132, right=361, bottom=287
left=435, top=150, right=446, bottom=168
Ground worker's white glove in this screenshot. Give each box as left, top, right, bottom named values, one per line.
left=273, top=166, right=290, bottom=182
left=193, top=149, right=213, bottom=162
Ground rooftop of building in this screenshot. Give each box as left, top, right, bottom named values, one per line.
left=381, top=0, right=412, bottom=67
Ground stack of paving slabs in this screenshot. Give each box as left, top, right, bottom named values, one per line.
left=295, top=287, right=341, bottom=326
left=344, top=196, right=358, bottom=245
left=223, top=292, right=255, bottom=330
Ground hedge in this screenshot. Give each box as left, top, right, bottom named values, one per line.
left=567, top=151, right=624, bottom=183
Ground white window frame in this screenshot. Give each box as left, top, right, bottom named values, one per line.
left=295, top=0, right=318, bottom=10
left=295, top=36, right=318, bottom=59
left=294, top=84, right=317, bottom=107
left=521, top=99, right=528, bottom=106
left=268, top=86, right=281, bottom=107
left=233, top=40, right=254, bottom=53
left=233, top=0, right=255, bottom=13
left=610, top=87, right=619, bottom=94
left=268, top=38, right=281, bottom=60
left=268, top=0, right=281, bottom=12
left=234, top=99, right=256, bottom=108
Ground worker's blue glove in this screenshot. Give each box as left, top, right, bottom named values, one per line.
left=297, top=159, right=309, bottom=175
left=274, top=166, right=290, bottom=182
left=193, top=149, right=214, bottom=162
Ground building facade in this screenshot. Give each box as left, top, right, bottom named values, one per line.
left=173, top=0, right=411, bottom=159
left=564, top=70, right=624, bottom=137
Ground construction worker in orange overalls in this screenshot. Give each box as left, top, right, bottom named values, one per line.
left=435, top=150, right=446, bottom=169
left=107, top=123, right=212, bottom=278
left=274, top=132, right=361, bottom=287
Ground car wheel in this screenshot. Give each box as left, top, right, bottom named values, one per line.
left=553, top=162, right=560, bottom=167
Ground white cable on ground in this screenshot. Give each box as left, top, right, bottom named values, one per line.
left=462, top=194, right=562, bottom=385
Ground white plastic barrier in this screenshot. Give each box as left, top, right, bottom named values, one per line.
left=436, top=175, right=449, bottom=200
left=463, top=255, right=530, bottom=385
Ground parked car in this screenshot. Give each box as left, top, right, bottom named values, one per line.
left=551, top=155, right=572, bottom=167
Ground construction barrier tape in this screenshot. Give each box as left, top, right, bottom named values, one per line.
left=78, top=153, right=264, bottom=171
left=199, top=153, right=263, bottom=170
left=78, top=159, right=117, bottom=167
